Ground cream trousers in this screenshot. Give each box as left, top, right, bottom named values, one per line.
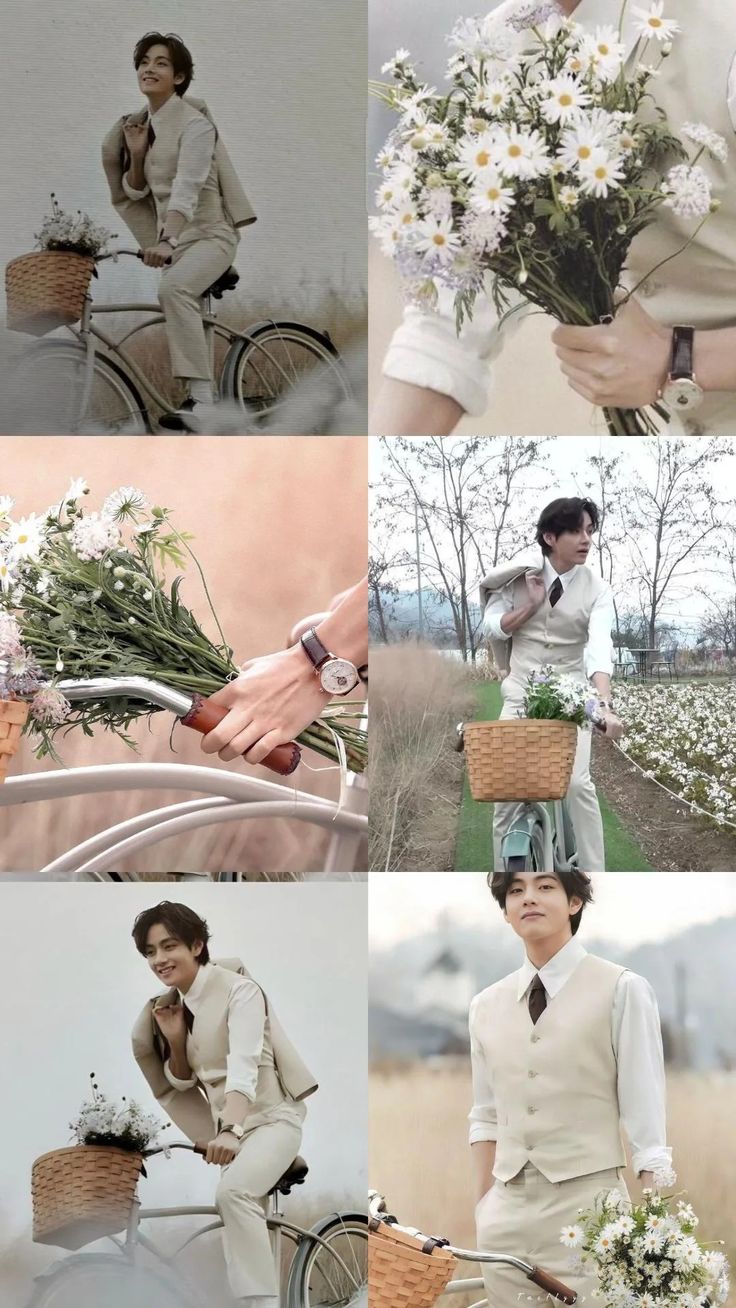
left=492, top=700, right=605, bottom=873
left=476, top=1163, right=630, bottom=1308
left=159, top=227, right=238, bottom=381
left=216, top=1118, right=303, bottom=1301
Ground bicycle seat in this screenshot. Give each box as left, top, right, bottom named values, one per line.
left=206, top=266, right=240, bottom=299
left=270, top=1155, right=309, bottom=1196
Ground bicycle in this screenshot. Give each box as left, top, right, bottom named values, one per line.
left=11, top=249, right=351, bottom=433
left=368, top=1191, right=576, bottom=1308
left=28, top=1142, right=368, bottom=1308
left=1, top=674, right=368, bottom=880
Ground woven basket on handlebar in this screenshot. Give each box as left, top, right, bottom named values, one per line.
left=463, top=719, right=577, bottom=802
left=0, top=699, right=29, bottom=783
left=5, top=250, right=94, bottom=335
left=32, top=1145, right=144, bottom=1250
left=369, top=1218, right=457, bottom=1308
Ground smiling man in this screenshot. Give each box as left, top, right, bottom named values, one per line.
left=468, top=871, right=674, bottom=1307
left=480, top=496, right=622, bottom=872
left=130, top=902, right=317, bottom=1308
left=373, top=0, right=736, bottom=436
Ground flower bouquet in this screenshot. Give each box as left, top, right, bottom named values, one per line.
left=562, top=1185, right=730, bottom=1308
left=0, top=482, right=367, bottom=774
left=371, top=0, right=727, bottom=435
left=522, top=664, right=605, bottom=728
left=69, top=1073, right=167, bottom=1153
left=6, top=194, right=116, bottom=336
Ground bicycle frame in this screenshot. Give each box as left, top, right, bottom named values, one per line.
left=501, top=798, right=576, bottom=873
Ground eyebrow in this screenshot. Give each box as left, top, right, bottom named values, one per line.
left=145, top=934, right=179, bottom=949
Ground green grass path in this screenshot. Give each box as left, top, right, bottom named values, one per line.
left=454, top=681, right=652, bottom=872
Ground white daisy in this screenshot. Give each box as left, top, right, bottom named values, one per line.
left=0, top=496, right=15, bottom=517
left=381, top=48, right=412, bottom=75
left=682, top=122, right=728, bottom=164
left=578, top=148, right=626, bottom=197
left=560, top=1225, right=584, bottom=1248
left=557, top=120, right=611, bottom=172
left=7, top=513, right=45, bottom=561
left=415, top=215, right=462, bottom=264
left=579, top=26, right=627, bottom=81
left=470, top=171, right=516, bottom=215
left=424, top=122, right=451, bottom=150
left=632, top=3, right=681, bottom=42
left=0, top=558, right=18, bottom=593
left=102, top=486, right=148, bottom=522
left=558, top=185, right=580, bottom=208
left=594, top=1228, right=617, bottom=1256
left=65, top=476, right=89, bottom=502
left=369, top=214, right=405, bottom=258
left=473, top=78, right=512, bottom=114
left=541, top=74, right=591, bottom=125
left=491, top=126, right=550, bottom=179
left=661, top=163, right=712, bottom=218
left=457, top=132, right=501, bottom=180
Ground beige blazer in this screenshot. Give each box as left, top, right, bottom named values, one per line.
left=101, top=96, right=257, bottom=249
left=131, top=958, right=317, bottom=1144
left=479, top=553, right=545, bottom=674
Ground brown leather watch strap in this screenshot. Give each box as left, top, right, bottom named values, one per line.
left=670, top=325, right=695, bottom=380
left=300, top=627, right=331, bottom=670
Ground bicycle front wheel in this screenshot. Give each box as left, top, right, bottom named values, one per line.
left=12, top=339, right=149, bottom=433
left=27, top=1254, right=200, bottom=1308
left=221, top=322, right=350, bottom=432
left=286, top=1212, right=367, bottom=1308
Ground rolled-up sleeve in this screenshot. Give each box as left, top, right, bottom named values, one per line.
left=167, top=117, right=217, bottom=222
left=225, top=980, right=267, bottom=1100
left=585, top=584, right=615, bottom=679
left=613, top=972, right=674, bottom=1182
left=382, top=275, right=528, bottom=418
left=483, top=582, right=514, bottom=642
left=468, top=995, right=498, bottom=1144
left=122, top=173, right=151, bottom=201
left=163, top=1059, right=197, bottom=1091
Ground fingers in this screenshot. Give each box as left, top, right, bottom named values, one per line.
left=242, top=728, right=287, bottom=766
left=200, top=709, right=252, bottom=756
left=205, top=1142, right=236, bottom=1165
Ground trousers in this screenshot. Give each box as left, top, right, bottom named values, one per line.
left=475, top=1163, right=630, bottom=1308
left=216, top=1118, right=303, bottom=1301
left=158, top=227, right=238, bottom=381
left=492, top=699, right=605, bottom=873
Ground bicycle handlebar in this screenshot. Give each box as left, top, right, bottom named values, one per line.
left=142, top=1140, right=208, bottom=1159
left=97, top=247, right=172, bottom=266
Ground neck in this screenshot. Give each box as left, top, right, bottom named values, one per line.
left=525, top=929, right=572, bottom=969
left=145, top=89, right=176, bottom=115
left=557, top=0, right=580, bottom=14
left=548, top=556, right=574, bottom=576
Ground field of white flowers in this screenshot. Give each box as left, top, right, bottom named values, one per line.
left=615, top=681, right=736, bottom=829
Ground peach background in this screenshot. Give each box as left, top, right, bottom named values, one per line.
left=0, top=435, right=367, bottom=877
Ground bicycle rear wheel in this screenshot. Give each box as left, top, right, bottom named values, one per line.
left=26, top=1254, right=200, bottom=1308
left=12, top=339, right=150, bottom=433
left=221, top=322, right=350, bottom=431
left=286, top=1212, right=367, bottom=1308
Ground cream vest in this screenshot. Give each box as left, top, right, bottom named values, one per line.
left=503, top=567, right=606, bottom=701
left=623, top=0, right=736, bottom=434
left=144, top=97, right=229, bottom=236
left=471, top=954, right=626, bottom=1183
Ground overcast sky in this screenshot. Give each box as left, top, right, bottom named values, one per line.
left=369, top=872, right=736, bottom=950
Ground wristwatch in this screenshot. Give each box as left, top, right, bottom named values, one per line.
left=659, top=326, right=704, bottom=412
left=218, top=1122, right=245, bottom=1140
left=597, top=698, right=615, bottom=711
left=300, top=627, right=359, bottom=696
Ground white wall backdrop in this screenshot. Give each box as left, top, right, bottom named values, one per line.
left=0, top=882, right=367, bottom=1298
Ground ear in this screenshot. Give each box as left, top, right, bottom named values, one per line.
left=568, top=895, right=583, bottom=921
left=174, top=71, right=185, bottom=86
left=542, top=531, right=556, bottom=552
left=192, top=938, right=204, bottom=959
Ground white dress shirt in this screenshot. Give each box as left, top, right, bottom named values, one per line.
left=382, top=0, right=736, bottom=416
left=122, top=99, right=216, bottom=224
left=483, top=559, right=615, bottom=677
left=163, top=962, right=267, bottom=1100
left=468, top=937, right=674, bottom=1180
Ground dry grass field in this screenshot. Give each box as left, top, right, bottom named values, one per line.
left=0, top=435, right=367, bottom=877
left=370, top=1060, right=736, bottom=1308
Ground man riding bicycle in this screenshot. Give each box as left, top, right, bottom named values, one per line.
left=480, top=496, right=624, bottom=874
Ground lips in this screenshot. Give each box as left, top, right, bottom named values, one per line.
left=521, top=912, right=544, bottom=920
left=158, top=967, right=176, bottom=978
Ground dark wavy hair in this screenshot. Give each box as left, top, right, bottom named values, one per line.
left=536, top=497, right=600, bottom=557
left=486, top=871, right=593, bottom=935
left=132, top=901, right=211, bottom=963
left=133, top=32, right=194, bottom=96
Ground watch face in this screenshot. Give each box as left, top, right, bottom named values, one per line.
left=662, top=377, right=704, bottom=412
left=320, top=658, right=358, bottom=696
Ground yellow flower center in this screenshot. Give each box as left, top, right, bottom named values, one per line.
left=17, top=534, right=28, bottom=544
left=432, top=233, right=446, bottom=246
left=578, top=145, right=592, bottom=159
left=401, top=212, right=413, bottom=223
left=508, top=144, right=522, bottom=157
left=559, top=93, right=573, bottom=106
left=486, top=187, right=501, bottom=200
left=649, top=16, right=662, bottom=27
left=598, top=43, right=610, bottom=54
left=476, top=150, right=490, bottom=166
left=595, top=166, right=608, bottom=179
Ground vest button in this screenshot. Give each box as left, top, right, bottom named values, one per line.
left=528, top=1070, right=537, bottom=1078
left=530, top=1033, right=540, bottom=1043
left=527, top=1106, right=537, bottom=1115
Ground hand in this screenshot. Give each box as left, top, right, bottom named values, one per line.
left=123, top=119, right=150, bottom=159
left=640, top=1170, right=656, bottom=1193
left=599, top=709, right=624, bottom=742
left=525, top=572, right=546, bottom=609
left=152, top=1002, right=187, bottom=1044
left=205, top=1131, right=239, bottom=1166
left=200, top=645, right=331, bottom=766
left=142, top=241, right=173, bottom=269
left=552, top=299, right=671, bottom=409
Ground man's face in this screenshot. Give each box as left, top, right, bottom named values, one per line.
left=144, top=922, right=202, bottom=989
left=544, top=511, right=595, bottom=571
left=136, top=43, right=183, bottom=99
left=503, top=873, right=582, bottom=942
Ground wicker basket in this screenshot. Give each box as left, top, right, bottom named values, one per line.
left=0, top=699, right=29, bottom=783
left=32, top=1145, right=144, bottom=1250
left=6, top=250, right=94, bottom=336
left=369, top=1218, right=457, bottom=1308
left=464, top=719, right=577, bottom=802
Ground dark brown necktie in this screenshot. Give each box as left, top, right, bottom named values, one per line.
left=528, top=974, right=547, bottom=1025
left=182, top=1000, right=194, bottom=1033
left=549, top=577, right=563, bottom=608
left=147, top=120, right=156, bottom=147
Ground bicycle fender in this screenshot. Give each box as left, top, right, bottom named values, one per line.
left=501, top=826, right=537, bottom=859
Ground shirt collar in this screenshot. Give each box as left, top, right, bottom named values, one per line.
left=543, top=557, right=578, bottom=592
left=150, top=94, right=180, bottom=125
left=516, top=936, right=587, bottom=1000
left=178, top=961, right=212, bottom=1010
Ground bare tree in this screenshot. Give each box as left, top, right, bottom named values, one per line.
left=580, top=453, right=628, bottom=647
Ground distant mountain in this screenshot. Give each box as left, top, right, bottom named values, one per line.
left=369, top=915, right=736, bottom=1069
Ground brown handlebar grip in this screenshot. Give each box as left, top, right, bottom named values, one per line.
left=181, top=693, right=301, bottom=776
left=527, top=1267, right=577, bottom=1304
left=193, top=1141, right=209, bottom=1157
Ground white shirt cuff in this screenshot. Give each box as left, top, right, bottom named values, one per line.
left=224, top=1078, right=256, bottom=1101
left=383, top=339, right=490, bottom=418
left=122, top=173, right=150, bottom=201
left=631, top=1146, right=675, bottom=1183
left=163, top=1058, right=197, bottom=1091
left=468, top=1122, right=498, bottom=1145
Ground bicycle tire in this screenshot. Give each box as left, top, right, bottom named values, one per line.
left=220, top=321, right=350, bottom=431
left=286, top=1211, right=368, bottom=1308
left=13, top=339, right=150, bottom=433
left=26, top=1253, right=201, bottom=1308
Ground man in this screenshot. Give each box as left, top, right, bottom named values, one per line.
left=480, top=496, right=622, bottom=872
left=101, top=32, right=256, bottom=431
left=130, top=901, right=317, bottom=1308
left=469, top=870, right=674, bottom=1308
left=374, top=0, right=736, bottom=436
